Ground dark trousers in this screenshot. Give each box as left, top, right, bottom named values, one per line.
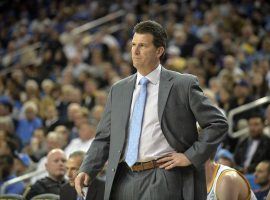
left=110, top=163, right=184, bottom=200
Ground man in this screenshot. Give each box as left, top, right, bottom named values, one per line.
left=30, top=131, right=65, bottom=183
left=25, top=149, right=67, bottom=199
left=254, top=161, right=270, bottom=200
left=16, top=101, right=42, bottom=147
left=43, top=104, right=63, bottom=132
left=234, top=114, right=270, bottom=173
left=14, top=153, right=34, bottom=176
left=205, top=157, right=257, bottom=200
left=75, top=20, right=228, bottom=200
left=64, top=123, right=95, bottom=157
left=0, top=154, right=25, bottom=194
left=60, top=151, right=105, bottom=200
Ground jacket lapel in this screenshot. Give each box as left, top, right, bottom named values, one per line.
left=158, top=67, right=173, bottom=122
left=120, top=68, right=173, bottom=129
left=121, top=74, right=136, bottom=133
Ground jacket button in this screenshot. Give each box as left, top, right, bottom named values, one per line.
left=112, top=168, right=115, bottom=172
left=118, top=150, right=121, bottom=153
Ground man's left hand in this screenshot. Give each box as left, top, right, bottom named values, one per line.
left=157, top=152, right=191, bottom=170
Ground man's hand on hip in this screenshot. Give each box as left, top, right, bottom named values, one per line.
left=75, top=172, right=90, bottom=197
left=157, top=152, right=191, bottom=170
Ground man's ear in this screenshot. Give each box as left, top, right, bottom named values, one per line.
left=156, top=47, right=165, bottom=58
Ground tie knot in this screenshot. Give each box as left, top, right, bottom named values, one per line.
left=139, top=77, right=149, bottom=86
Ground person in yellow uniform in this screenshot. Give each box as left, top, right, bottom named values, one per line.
left=205, top=157, right=257, bottom=200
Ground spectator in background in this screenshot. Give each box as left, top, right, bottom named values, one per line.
left=165, top=45, right=186, bottom=73
left=54, top=125, right=70, bottom=149
left=70, top=87, right=83, bottom=104
left=73, top=107, right=90, bottom=131
left=219, top=55, right=244, bottom=81
left=14, top=153, right=34, bottom=176
left=0, top=138, right=16, bottom=157
left=41, top=79, right=54, bottom=97
left=0, top=117, right=20, bottom=150
left=217, top=86, right=231, bottom=114
left=219, top=71, right=235, bottom=96
left=39, top=79, right=55, bottom=119
left=60, top=151, right=104, bottom=200
left=0, top=97, right=13, bottom=118
left=263, top=105, right=270, bottom=138
left=229, top=80, right=254, bottom=127
left=16, top=101, right=42, bottom=147
left=254, top=161, right=270, bottom=200
left=50, top=84, right=62, bottom=108
left=25, top=149, right=67, bottom=200
left=43, top=104, right=63, bottom=132
left=94, top=90, right=107, bottom=107
left=61, top=68, right=75, bottom=86
left=65, top=102, right=81, bottom=132
left=0, top=154, right=25, bottom=194
left=68, top=55, right=90, bottom=79
left=208, top=77, right=221, bottom=100
left=234, top=114, right=270, bottom=173
left=82, top=78, right=98, bottom=111
left=23, top=128, right=47, bottom=162
left=89, top=105, right=104, bottom=126
left=31, top=131, right=65, bottom=183
left=119, top=61, right=133, bottom=79
left=0, top=98, right=15, bottom=133
left=223, top=79, right=256, bottom=152
left=23, top=79, right=41, bottom=103
left=65, top=123, right=95, bottom=157
left=250, top=72, right=268, bottom=100
left=57, top=84, right=74, bottom=121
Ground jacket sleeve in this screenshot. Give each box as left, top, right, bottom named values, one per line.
left=79, top=88, right=112, bottom=179
left=184, top=77, right=228, bottom=168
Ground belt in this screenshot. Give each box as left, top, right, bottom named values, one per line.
left=126, top=160, right=163, bottom=172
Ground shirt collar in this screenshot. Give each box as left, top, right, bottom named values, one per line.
left=136, top=64, right=161, bottom=85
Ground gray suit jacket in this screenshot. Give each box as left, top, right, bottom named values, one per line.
left=79, top=67, right=228, bottom=200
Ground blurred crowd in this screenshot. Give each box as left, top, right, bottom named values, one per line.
left=1, top=0, right=270, bottom=199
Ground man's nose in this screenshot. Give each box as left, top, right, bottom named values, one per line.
left=134, top=46, right=140, bottom=54
left=59, top=161, right=66, bottom=167
left=67, top=169, right=72, bottom=177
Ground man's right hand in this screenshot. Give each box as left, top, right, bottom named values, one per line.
left=75, top=172, right=90, bottom=197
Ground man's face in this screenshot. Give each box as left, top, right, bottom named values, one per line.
left=66, top=157, right=82, bottom=186
left=131, top=33, right=163, bottom=74
left=78, top=124, right=94, bottom=141
left=25, top=108, right=36, bottom=121
left=46, top=106, right=57, bottom=119
left=248, top=117, right=264, bottom=138
left=254, top=162, right=270, bottom=186
left=46, top=151, right=67, bottom=180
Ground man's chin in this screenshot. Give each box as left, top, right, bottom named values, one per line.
left=69, top=181, right=75, bottom=187
left=132, top=61, right=141, bottom=68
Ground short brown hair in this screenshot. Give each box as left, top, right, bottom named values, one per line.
left=134, top=20, right=167, bottom=58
